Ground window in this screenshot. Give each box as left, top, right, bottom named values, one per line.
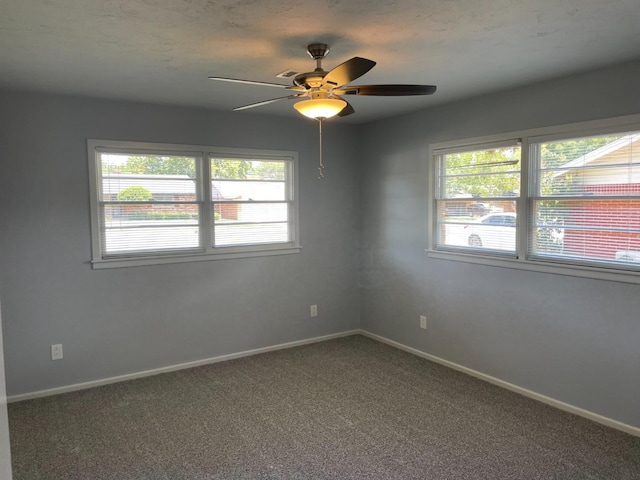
left=211, top=157, right=291, bottom=248
left=434, top=141, right=521, bottom=256
left=529, top=131, right=640, bottom=269
left=88, top=140, right=300, bottom=268
left=429, top=115, right=640, bottom=282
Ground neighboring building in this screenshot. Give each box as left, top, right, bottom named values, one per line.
left=102, top=174, right=283, bottom=222
left=552, top=134, right=640, bottom=260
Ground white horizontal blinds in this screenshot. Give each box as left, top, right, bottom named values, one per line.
left=530, top=132, right=640, bottom=267
left=210, top=158, right=292, bottom=247
left=434, top=141, right=521, bottom=254
left=99, top=152, right=202, bottom=257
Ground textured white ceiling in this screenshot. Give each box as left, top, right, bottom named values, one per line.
left=2, top=0, right=640, bottom=123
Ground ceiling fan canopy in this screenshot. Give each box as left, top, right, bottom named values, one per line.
left=209, top=43, right=436, bottom=120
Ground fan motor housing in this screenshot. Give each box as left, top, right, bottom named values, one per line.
left=293, top=71, right=327, bottom=89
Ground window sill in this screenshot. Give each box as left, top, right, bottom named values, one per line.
left=92, top=245, right=302, bottom=269
left=426, top=249, right=640, bottom=285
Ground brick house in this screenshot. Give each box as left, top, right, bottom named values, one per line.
left=553, top=134, right=640, bottom=260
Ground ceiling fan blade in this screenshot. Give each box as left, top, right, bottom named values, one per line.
left=209, top=76, right=296, bottom=89
left=233, top=94, right=304, bottom=111
left=337, top=101, right=355, bottom=117
left=322, top=57, right=376, bottom=89
left=337, top=84, right=437, bottom=96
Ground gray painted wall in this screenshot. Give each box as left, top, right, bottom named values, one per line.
left=359, top=60, right=640, bottom=428
left=0, top=92, right=361, bottom=396
left=1, top=59, right=639, bottom=433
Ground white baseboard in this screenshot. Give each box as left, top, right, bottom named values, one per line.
left=9, top=328, right=640, bottom=438
left=360, top=330, right=640, bottom=438
left=7, top=330, right=360, bottom=403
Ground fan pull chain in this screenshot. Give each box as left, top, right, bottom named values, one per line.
left=318, top=118, right=325, bottom=179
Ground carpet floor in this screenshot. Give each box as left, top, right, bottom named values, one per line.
left=8, top=335, right=640, bottom=479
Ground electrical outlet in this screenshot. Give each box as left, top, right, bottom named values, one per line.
left=310, top=305, right=318, bottom=317
left=51, top=344, right=63, bottom=360
left=420, top=315, right=427, bottom=330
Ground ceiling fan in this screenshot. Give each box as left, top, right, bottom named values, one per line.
left=208, top=43, right=437, bottom=120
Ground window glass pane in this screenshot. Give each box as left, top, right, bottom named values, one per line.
left=531, top=199, right=640, bottom=264
left=212, top=180, right=286, bottom=201
left=210, top=158, right=291, bottom=248
left=98, top=152, right=200, bottom=257
left=439, top=145, right=521, bottom=198
left=435, top=143, right=520, bottom=255
left=214, top=202, right=287, bottom=223
left=439, top=200, right=514, bottom=219
left=436, top=202, right=517, bottom=252
left=213, top=204, right=290, bottom=247
left=531, top=132, right=640, bottom=268
left=210, top=159, right=287, bottom=181
left=538, top=134, right=639, bottom=197
left=213, top=202, right=289, bottom=247
left=102, top=204, right=200, bottom=255
left=214, top=223, right=290, bottom=247
left=101, top=153, right=198, bottom=202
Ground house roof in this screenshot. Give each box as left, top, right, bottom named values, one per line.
left=554, top=134, right=640, bottom=173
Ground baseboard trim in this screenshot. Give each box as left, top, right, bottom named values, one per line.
left=8, top=330, right=360, bottom=403
left=360, top=330, right=640, bottom=438
left=9, top=329, right=640, bottom=437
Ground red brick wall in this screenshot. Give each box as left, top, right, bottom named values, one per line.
left=562, top=183, right=640, bottom=259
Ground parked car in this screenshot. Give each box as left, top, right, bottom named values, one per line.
left=615, top=251, right=640, bottom=262
left=465, top=213, right=516, bottom=250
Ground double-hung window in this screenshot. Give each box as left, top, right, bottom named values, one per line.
left=430, top=116, right=640, bottom=281
left=434, top=141, right=521, bottom=256
left=88, top=140, right=300, bottom=268
left=529, top=131, right=640, bottom=269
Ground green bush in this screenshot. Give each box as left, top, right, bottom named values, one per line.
left=117, top=186, right=153, bottom=201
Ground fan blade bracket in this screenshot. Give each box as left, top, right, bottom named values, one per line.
left=336, top=84, right=437, bottom=96
left=233, top=94, right=305, bottom=111
left=209, top=76, right=298, bottom=90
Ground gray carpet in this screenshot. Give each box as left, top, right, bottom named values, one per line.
left=8, top=335, right=640, bottom=479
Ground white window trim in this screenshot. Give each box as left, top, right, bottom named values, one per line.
left=88, top=139, right=301, bottom=269
left=427, top=113, right=640, bottom=285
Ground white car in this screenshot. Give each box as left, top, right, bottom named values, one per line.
left=465, top=213, right=516, bottom=251
left=615, top=251, right=640, bottom=262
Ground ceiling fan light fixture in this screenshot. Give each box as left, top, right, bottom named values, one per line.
left=293, top=97, right=347, bottom=119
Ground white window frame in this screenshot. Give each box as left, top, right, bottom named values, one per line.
left=88, top=139, right=301, bottom=269
left=427, top=113, right=640, bottom=285
left=433, top=139, right=522, bottom=258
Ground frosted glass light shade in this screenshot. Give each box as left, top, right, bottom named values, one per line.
left=293, top=98, right=347, bottom=119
